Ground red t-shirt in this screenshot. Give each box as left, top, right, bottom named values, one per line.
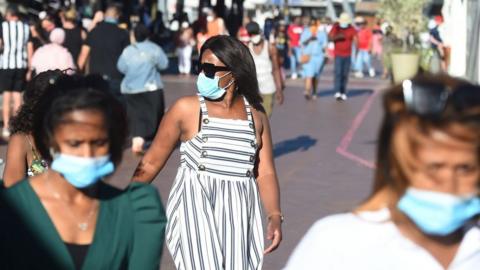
left=287, top=24, right=303, bottom=48
left=357, top=28, right=373, bottom=50
left=328, top=23, right=357, bottom=57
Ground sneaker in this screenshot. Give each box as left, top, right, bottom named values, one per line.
left=334, top=92, right=342, bottom=100
left=354, top=71, right=364, bottom=78
left=291, top=73, right=298, bottom=80
left=340, top=94, right=348, bottom=101
left=369, top=68, right=376, bottom=78
left=2, top=128, right=10, bottom=138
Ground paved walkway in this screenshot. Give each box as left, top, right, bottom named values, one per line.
left=0, top=63, right=390, bottom=269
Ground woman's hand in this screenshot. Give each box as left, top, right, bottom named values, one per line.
left=264, top=215, right=282, bottom=254
left=275, top=90, right=284, bottom=105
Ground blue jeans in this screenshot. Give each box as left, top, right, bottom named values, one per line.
left=289, top=47, right=301, bottom=74
left=354, top=50, right=372, bottom=72
left=334, top=56, right=351, bottom=94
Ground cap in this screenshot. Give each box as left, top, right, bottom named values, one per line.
left=338, top=12, right=351, bottom=24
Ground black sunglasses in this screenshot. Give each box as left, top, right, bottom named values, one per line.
left=402, top=79, right=480, bottom=116
left=198, top=63, right=230, bottom=79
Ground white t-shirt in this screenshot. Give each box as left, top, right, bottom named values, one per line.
left=284, top=208, right=480, bottom=270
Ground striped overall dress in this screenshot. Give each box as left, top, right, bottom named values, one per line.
left=165, top=95, right=264, bottom=270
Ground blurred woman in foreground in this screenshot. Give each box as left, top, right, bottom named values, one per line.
left=285, top=74, right=480, bottom=269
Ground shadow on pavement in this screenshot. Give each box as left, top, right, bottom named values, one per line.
left=316, top=89, right=373, bottom=98
left=273, top=135, right=317, bottom=158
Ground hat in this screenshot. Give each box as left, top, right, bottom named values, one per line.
left=49, top=28, right=65, bottom=45
left=338, top=13, right=351, bottom=24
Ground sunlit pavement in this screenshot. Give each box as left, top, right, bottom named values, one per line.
left=0, top=62, right=390, bottom=269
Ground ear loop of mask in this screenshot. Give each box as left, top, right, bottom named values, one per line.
left=219, top=72, right=234, bottom=90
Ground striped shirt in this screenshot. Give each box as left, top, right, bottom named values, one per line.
left=0, top=20, right=30, bottom=69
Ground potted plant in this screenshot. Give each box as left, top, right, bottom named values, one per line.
left=378, top=0, right=429, bottom=83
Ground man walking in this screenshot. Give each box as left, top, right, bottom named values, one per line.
left=329, top=13, right=357, bottom=101
left=0, top=5, right=32, bottom=138
left=354, top=17, right=375, bottom=78
left=77, top=4, right=129, bottom=102
left=287, top=16, right=303, bottom=79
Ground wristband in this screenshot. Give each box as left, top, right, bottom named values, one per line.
left=267, top=212, right=284, bottom=223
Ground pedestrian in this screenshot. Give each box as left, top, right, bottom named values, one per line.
left=287, top=16, right=303, bottom=79
left=205, top=8, right=228, bottom=36
left=61, top=7, right=87, bottom=66
left=284, top=74, right=480, bottom=269
left=77, top=4, right=130, bottom=102
left=176, top=21, right=194, bottom=75
left=300, top=18, right=328, bottom=100
left=328, top=13, right=357, bottom=101
left=273, top=20, right=289, bottom=80
left=3, top=70, right=62, bottom=187
left=117, top=24, right=169, bottom=155
left=30, top=28, right=76, bottom=75
left=381, top=25, right=397, bottom=80
left=354, top=17, right=375, bottom=78
left=236, top=15, right=251, bottom=45
left=371, top=20, right=383, bottom=59
left=132, top=35, right=283, bottom=269
left=0, top=74, right=166, bottom=269
left=246, top=21, right=284, bottom=117
left=429, top=16, right=446, bottom=72
left=0, top=5, right=32, bottom=138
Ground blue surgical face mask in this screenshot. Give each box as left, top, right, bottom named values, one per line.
left=339, top=23, right=349, bottom=28
left=51, top=153, right=115, bottom=188
left=397, top=187, right=480, bottom=236
left=196, top=72, right=233, bottom=100
left=104, top=17, right=118, bottom=24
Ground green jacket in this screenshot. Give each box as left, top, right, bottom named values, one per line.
left=0, top=180, right=166, bottom=270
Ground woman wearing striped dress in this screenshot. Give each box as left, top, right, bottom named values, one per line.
left=132, top=35, right=283, bottom=269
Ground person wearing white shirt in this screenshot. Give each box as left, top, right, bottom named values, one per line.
left=285, top=74, right=480, bottom=270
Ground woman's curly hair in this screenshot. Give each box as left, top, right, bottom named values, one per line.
left=9, top=70, right=63, bottom=134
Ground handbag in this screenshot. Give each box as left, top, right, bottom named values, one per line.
left=300, top=54, right=310, bottom=64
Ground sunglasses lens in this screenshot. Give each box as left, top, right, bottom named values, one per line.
left=199, top=63, right=215, bottom=78
left=404, top=80, right=448, bottom=116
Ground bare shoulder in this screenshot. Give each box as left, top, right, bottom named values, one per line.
left=250, top=106, right=268, bottom=133
left=7, top=133, right=28, bottom=152
left=170, top=95, right=200, bottom=114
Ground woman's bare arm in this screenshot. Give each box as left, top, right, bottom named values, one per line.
left=131, top=97, right=194, bottom=183
left=3, top=134, right=28, bottom=187
left=254, top=111, right=282, bottom=254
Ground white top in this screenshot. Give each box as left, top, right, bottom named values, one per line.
left=249, top=41, right=276, bottom=95
left=284, top=208, right=480, bottom=270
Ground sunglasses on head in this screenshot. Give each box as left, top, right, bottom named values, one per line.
left=402, top=79, right=480, bottom=116
left=198, top=63, right=230, bottom=79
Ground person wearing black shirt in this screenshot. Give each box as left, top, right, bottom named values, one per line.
left=62, top=8, right=86, bottom=67
left=77, top=4, right=129, bottom=102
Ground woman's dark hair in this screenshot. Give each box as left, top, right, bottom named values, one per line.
left=199, top=35, right=263, bottom=111
left=32, top=74, right=128, bottom=167
left=134, top=23, right=150, bottom=42
left=10, top=70, right=63, bottom=134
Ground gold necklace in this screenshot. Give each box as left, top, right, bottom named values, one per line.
left=45, top=177, right=99, bottom=231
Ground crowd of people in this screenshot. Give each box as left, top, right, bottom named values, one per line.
left=0, top=2, right=479, bottom=270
